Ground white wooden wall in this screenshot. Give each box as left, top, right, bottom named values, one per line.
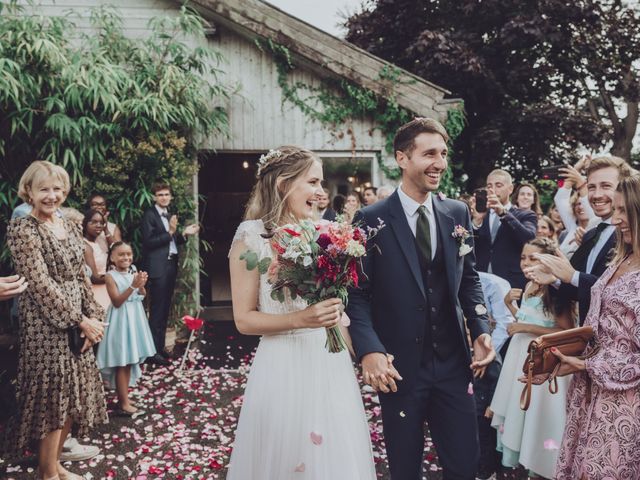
left=19, top=0, right=398, bottom=183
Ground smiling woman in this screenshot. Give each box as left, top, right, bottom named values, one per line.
left=2, top=161, right=108, bottom=479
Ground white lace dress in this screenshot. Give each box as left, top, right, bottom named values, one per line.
left=226, top=220, right=376, bottom=480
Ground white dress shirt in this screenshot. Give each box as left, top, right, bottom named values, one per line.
left=397, top=184, right=437, bottom=260
left=570, top=218, right=615, bottom=287
left=155, top=204, right=178, bottom=256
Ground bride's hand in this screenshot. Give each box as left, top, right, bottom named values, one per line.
left=295, top=298, right=342, bottom=329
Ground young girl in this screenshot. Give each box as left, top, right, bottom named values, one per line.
left=227, top=146, right=375, bottom=479
left=83, top=209, right=110, bottom=309
left=489, top=237, right=574, bottom=479
left=96, top=241, right=156, bottom=415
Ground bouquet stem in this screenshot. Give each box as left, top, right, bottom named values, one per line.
left=325, top=324, right=348, bottom=353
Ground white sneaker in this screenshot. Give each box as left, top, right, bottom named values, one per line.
left=59, top=437, right=100, bottom=462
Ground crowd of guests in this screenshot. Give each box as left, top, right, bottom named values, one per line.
left=0, top=161, right=199, bottom=479
left=1, top=148, right=638, bottom=479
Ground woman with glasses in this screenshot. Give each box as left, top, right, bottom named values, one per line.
left=82, top=209, right=110, bottom=309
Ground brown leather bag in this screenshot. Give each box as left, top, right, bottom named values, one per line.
left=520, top=326, right=598, bottom=410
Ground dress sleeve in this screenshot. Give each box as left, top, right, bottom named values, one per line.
left=7, top=219, right=83, bottom=330
left=585, top=295, right=640, bottom=391
left=228, top=220, right=266, bottom=258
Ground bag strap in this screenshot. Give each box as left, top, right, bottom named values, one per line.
left=548, top=362, right=561, bottom=394
left=520, top=360, right=534, bottom=410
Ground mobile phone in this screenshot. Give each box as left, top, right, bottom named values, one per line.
left=474, top=189, right=488, bottom=213
left=540, top=164, right=566, bottom=181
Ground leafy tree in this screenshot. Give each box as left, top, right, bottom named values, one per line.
left=0, top=2, right=229, bottom=326
left=345, top=0, right=640, bottom=188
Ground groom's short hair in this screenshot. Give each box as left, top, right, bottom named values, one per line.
left=393, top=117, right=449, bottom=155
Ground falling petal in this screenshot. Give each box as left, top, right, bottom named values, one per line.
left=399, top=411, right=406, bottom=417
left=294, top=462, right=306, bottom=472
left=543, top=438, right=560, bottom=450
left=310, top=431, right=323, bottom=445
left=467, top=382, right=474, bottom=395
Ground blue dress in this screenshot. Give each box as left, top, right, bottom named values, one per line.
left=96, top=269, right=156, bottom=388
left=489, top=293, right=570, bottom=479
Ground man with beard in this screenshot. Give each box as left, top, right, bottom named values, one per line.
left=527, top=156, right=635, bottom=325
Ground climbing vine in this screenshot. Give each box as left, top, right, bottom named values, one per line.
left=255, top=38, right=466, bottom=195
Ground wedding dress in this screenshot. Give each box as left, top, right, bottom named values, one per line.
left=226, top=220, right=376, bottom=479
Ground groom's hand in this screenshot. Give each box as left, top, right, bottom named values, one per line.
left=470, top=333, right=495, bottom=379
left=362, top=352, right=402, bottom=393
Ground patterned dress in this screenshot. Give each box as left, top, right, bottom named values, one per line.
left=555, top=264, right=640, bottom=479
left=3, top=215, right=108, bottom=452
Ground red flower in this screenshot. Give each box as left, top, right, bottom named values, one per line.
left=283, top=228, right=300, bottom=237
left=557, top=179, right=565, bottom=188
left=348, top=260, right=359, bottom=288
left=317, top=233, right=332, bottom=249
left=183, top=315, right=204, bottom=331
left=317, top=255, right=339, bottom=282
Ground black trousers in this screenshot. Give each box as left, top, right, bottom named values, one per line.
left=379, top=353, right=480, bottom=480
left=147, top=257, right=178, bottom=353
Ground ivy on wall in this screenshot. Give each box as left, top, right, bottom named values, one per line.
left=255, top=38, right=466, bottom=196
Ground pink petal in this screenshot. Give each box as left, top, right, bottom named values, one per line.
left=467, top=382, right=474, bottom=395
left=310, top=431, right=323, bottom=445
left=294, top=462, right=305, bottom=472
left=340, top=313, right=350, bottom=327
left=543, top=438, right=560, bottom=450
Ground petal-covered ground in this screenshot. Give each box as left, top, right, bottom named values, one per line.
left=1, top=322, right=527, bottom=479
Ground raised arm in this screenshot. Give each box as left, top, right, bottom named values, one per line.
left=500, top=209, right=537, bottom=245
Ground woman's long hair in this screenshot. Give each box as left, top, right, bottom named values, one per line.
left=512, top=182, right=542, bottom=216
left=611, top=174, right=640, bottom=265
left=526, top=237, right=570, bottom=318
left=244, top=146, right=320, bottom=229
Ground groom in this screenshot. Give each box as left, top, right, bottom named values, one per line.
left=347, top=118, right=495, bottom=479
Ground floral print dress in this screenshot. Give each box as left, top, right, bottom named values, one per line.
left=555, top=263, right=640, bottom=479
left=3, top=216, right=108, bottom=452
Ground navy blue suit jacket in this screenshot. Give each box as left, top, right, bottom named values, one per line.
left=346, top=191, right=490, bottom=393
left=141, top=207, right=186, bottom=279
left=558, top=225, right=616, bottom=325
left=474, top=207, right=537, bottom=289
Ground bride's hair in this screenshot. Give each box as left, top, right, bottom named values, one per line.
left=244, top=146, right=320, bottom=228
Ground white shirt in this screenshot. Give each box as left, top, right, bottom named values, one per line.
left=397, top=184, right=437, bottom=259
left=478, top=272, right=515, bottom=354
left=155, top=204, right=178, bottom=256
left=570, top=218, right=615, bottom=287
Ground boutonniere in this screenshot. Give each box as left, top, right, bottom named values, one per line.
left=437, top=192, right=446, bottom=201
left=451, top=224, right=472, bottom=257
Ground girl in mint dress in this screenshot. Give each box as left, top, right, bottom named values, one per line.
left=489, top=238, right=574, bottom=479
left=96, top=241, right=156, bottom=415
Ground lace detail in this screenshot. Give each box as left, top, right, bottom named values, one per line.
left=229, top=220, right=308, bottom=326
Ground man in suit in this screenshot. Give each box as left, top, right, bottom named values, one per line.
left=347, top=118, right=495, bottom=480
left=472, top=169, right=538, bottom=290
left=527, top=156, right=634, bottom=325
left=318, top=188, right=337, bottom=221
left=362, top=186, right=378, bottom=206
left=141, top=183, right=200, bottom=364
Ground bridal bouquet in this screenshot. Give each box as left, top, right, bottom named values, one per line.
left=241, top=217, right=385, bottom=352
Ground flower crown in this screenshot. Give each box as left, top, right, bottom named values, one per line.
left=257, top=149, right=283, bottom=177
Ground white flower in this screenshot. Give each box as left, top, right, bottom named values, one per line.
left=302, top=255, right=313, bottom=267
left=345, top=240, right=366, bottom=257
left=475, top=304, right=488, bottom=315
left=458, top=243, right=473, bottom=257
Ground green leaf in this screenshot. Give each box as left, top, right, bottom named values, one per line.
left=257, top=257, right=272, bottom=274
left=239, top=250, right=259, bottom=270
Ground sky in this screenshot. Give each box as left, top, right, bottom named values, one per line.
left=265, top=0, right=366, bottom=37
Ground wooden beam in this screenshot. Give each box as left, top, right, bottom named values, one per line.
left=187, top=0, right=452, bottom=118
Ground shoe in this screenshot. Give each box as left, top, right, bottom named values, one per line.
left=58, top=469, right=85, bottom=480
left=148, top=353, right=170, bottom=366
left=59, top=437, right=99, bottom=462
left=160, top=349, right=173, bottom=359
left=475, top=474, right=496, bottom=480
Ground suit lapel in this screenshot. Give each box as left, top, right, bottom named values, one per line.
left=433, top=198, right=457, bottom=296
left=387, top=192, right=426, bottom=299
left=592, top=229, right=616, bottom=272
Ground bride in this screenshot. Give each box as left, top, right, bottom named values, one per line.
left=226, top=146, right=376, bottom=479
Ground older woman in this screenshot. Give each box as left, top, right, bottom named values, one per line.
left=4, top=161, right=107, bottom=480
left=551, top=174, right=640, bottom=480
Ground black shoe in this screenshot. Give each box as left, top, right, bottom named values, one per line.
left=148, top=353, right=170, bottom=366
left=160, top=349, right=173, bottom=359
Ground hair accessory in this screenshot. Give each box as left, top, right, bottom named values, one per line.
left=257, top=149, right=283, bottom=177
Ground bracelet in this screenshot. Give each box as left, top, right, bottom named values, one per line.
left=575, top=181, right=587, bottom=190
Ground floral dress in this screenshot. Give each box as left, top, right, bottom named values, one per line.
left=555, top=264, right=640, bottom=479
left=3, top=216, right=108, bottom=452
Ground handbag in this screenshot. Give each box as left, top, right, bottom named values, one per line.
left=68, top=326, right=84, bottom=356
left=520, top=325, right=598, bottom=410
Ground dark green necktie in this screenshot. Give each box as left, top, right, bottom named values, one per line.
left=416, top=205, right=432, bottom=267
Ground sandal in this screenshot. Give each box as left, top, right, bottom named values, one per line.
left=58, top=470, right=85, bottom=480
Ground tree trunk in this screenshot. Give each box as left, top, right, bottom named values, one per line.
left=609, top=100, right=639, bottom=161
